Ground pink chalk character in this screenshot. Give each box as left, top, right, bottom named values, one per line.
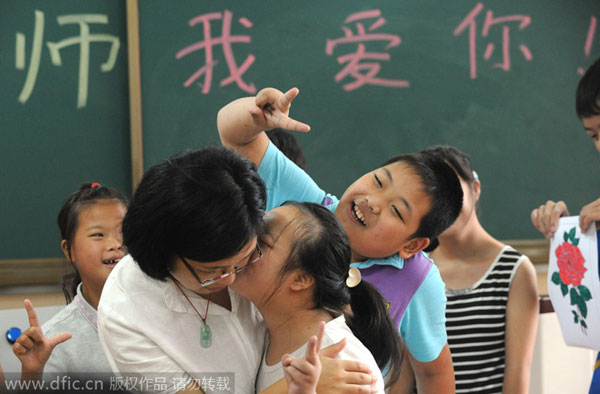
left=176, top=10, right=256, bottom=94
left=16, top=10, right=120, bottom=108
left=578, top=16, right=597, bottom=75
left=454, top=3, right=533, bottom=79
left=325, top=9, right=409, bottom=91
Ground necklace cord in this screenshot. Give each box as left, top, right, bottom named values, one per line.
left=171, top=276, right=211, bottom=323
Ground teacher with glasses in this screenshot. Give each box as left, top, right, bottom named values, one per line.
left=97, top=147, right=373, bottom=394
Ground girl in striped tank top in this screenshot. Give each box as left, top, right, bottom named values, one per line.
left=423, top=146, right=539, bottom=394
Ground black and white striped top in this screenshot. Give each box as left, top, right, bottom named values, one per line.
left=445, top=246, right=525, bottom=394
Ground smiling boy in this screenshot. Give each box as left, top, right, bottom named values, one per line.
left=218, top=87, right=463, bottom=393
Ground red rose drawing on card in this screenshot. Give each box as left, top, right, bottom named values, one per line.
left=556, top=242, right=587, bottom=285
left=551, top=226, right=593, bottom=333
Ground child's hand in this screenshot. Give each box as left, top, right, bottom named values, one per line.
left=282, top=321, right=324, bottom=394
left=249, top=87, right=311, bottom=133
left=530, top=200, right=569, bottom=239
left=12, top=300, right=72, bottom=378
left=316, top=335, right=377, bottom=393
left=579, top=197, right=600, bottom=232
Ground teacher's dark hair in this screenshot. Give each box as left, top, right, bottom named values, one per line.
left=123, top=146, right=266, bottom=280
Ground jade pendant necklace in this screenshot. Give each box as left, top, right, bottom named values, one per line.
left=172, top=278, right=212, bottom=348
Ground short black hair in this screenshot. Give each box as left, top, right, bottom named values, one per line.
left=123, top=146, right=266, bottom=280
left=384, top=152, right=463, bottom=240
left=266, top=128, right=307, bottom=170
left=57, top=182, right=128, bottom=303
left=576, top=57, right=600, bottom=119
left=421, top=145, right=475, bottom=186
left=420, top=145, right=477, bottom=253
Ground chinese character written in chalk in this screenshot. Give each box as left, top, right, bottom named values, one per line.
left=176, top=10, right=256, bottom=94
left=15, top=10, right=120, bottom=108
left=325, top=9, right=409, bottom=91
left=454, top=3, right=533, bottom=79
left=578, top=16, right=598, bottom=75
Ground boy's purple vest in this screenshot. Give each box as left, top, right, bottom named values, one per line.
left=359, top=252, right=433, bottom=327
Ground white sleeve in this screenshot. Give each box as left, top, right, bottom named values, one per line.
left=98, top=304, right=189, bottom=394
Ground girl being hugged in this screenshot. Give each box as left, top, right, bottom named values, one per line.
left=422, top=146, right=539, bottom=394
left=13, top=182, right=128, bottom=380
left=232, top=201, right=402, bottom=393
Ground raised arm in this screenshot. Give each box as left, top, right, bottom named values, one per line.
left=217, top=87, right=310, bottom=167
left=503, top=257, right=539, bottom=394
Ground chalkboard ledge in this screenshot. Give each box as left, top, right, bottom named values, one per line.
left=1, top=239, right=549, bottom=287
left=503, top=239, right=550, bottom=265
left=0, top=258, right=73, bottom=287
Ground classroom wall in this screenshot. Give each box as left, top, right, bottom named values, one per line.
left=530, top=313, right=596, bottom=394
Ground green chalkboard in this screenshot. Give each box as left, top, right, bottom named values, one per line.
left=0, top=1, right=130, bottom=259
left=139, top=0, right=600, bottom=240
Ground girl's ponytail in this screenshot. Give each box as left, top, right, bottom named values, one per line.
left=346, top=281, right=403, bottom=388
left=60, top=271, right=82, bottom=304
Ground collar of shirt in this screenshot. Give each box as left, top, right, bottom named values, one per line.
left=74, top=283, right=98, bottom=331
left=350, top=253, right=405, bottom=270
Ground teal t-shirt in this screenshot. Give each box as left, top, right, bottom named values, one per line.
left=258, top=141, right=447, bottom=362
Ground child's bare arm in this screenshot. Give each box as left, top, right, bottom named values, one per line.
left=409, top=344, right=455, bottom=394
left=503, top=257, right=538, bottom=394
left=217, top=87, right=310, bottom=167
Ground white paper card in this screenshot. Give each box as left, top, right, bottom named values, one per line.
left=547, top=216, right=600, bottom=350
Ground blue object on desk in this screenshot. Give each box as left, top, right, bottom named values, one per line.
left=6, top=327, right=22, bottom=344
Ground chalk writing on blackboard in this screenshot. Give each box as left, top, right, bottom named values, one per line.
left=325, top=10, right=409, bottom=91
left=175, top=10, right=256, bottom=94
left=578, top=16, right=598, bottom=75
left=454, top=3, right=532, bottom=80
left=15, top=10, right=120, bottom=109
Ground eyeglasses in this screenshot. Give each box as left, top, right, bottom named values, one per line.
left=179, top=243, right=263, bottom=287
